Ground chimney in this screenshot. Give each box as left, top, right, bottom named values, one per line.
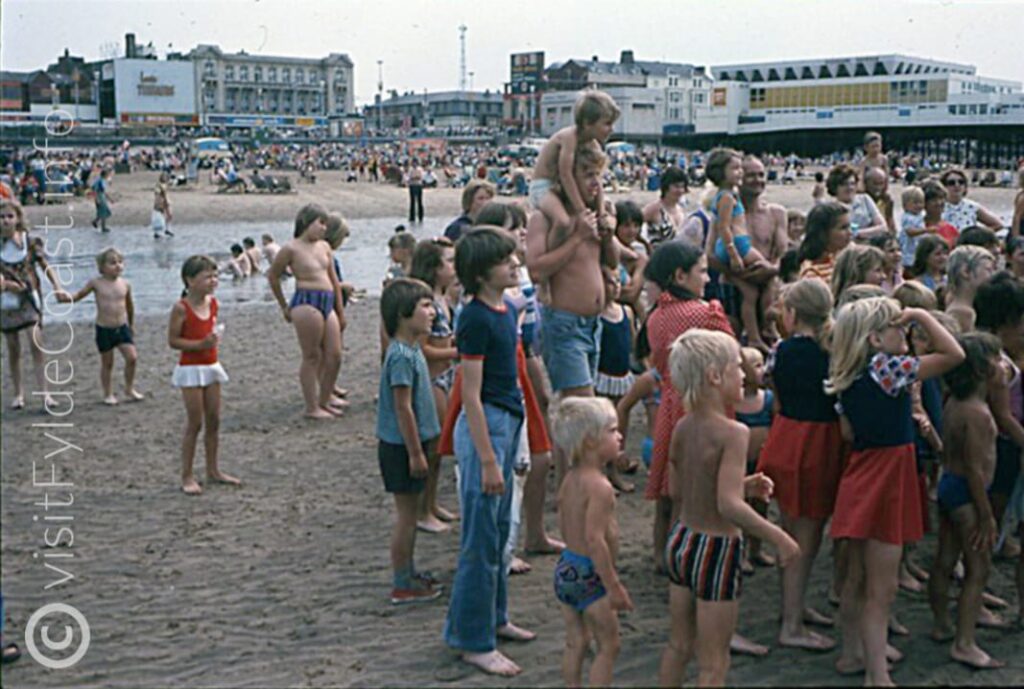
left=620, top=50, right=634, bottom=65
left=125, top=33, right=136, bottom=58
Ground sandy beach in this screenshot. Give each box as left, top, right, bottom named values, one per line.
left=2, top=170, right=1022, bottom=687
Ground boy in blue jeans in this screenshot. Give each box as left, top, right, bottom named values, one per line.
left=444, top=227, right=536, bottom=676
left=377, top=278, right=442, bottom=604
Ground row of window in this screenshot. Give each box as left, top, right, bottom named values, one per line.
left=748, top=81, right=947, bottom=109
left=203, top=61, right=345, bottom=86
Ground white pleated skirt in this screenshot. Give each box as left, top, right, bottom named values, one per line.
left=172, top=362, right=229, bottom=388
left=594, top=371, right=635, bottom=398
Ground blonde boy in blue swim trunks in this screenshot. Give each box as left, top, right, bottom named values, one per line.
left=658, top=329, right=798, bottom=687
left=552, top=397, right=634, bottom=687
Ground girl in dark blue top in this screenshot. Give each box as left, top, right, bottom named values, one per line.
left=595, top=270, right=635, bottom=399
left=755, top=278, right=843, bottom=651
left=826, top=297, right=964, bottom=686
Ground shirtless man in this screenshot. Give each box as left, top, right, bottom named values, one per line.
left=267, top=204, right=345, bottom=419
left=527, top=145, right=619, bottom=485
left=711, top=155, right=787, bottom=341
left=58, top=247, right=143, bottom=404
left=527, top=145, right=619, bottom=399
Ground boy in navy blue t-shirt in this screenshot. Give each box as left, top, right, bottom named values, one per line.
left=443, top=227, right=536, bottom=677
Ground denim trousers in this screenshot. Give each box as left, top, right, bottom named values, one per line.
left=443, top=403, right=523, bottom=653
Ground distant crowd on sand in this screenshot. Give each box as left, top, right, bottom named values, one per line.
left=2, top=89, right=1024, bottom=684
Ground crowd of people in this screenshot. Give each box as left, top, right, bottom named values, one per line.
left=2, top=86, right=1024, bottom=683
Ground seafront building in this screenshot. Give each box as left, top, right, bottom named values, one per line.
left=185, top=44, right=355, bottom=129
left=362, top=90, right=503, bottom=130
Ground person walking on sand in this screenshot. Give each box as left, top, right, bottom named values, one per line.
left=91, top=168, right=113, bottom=233
left=267, top=204, right=345, bottom=420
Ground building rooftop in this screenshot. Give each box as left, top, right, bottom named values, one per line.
left=376, top=90, right=503, bottom=106
left=189, top=44, right=353, bottom=67
left=711, top=54, right=976, bottom=83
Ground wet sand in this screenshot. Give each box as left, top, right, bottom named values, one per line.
left=1, top=170, right=1021, bottom=687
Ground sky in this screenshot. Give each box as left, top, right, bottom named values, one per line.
left=2, top=0, right=1022, bottom=106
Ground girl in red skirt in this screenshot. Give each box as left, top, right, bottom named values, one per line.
left=826, top=298, right=964, bottom=684
left=756, top=278, right=842, bottom=652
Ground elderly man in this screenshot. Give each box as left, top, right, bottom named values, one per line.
left=863, top=166, right=897, bottom=232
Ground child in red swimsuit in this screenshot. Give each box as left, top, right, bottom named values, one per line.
left=168, top=255, right=240, bottom=496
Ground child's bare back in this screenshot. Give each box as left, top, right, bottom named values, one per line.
left=558, top=466, right=620, bottom=559
left=670, top=412, right=747, bottom=536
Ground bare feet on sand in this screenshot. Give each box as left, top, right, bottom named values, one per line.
left=835, top=646, right=901, bottom=675
left=125, top=388, right=145, bottom=401
left=461, top=650, right=520, bottom=676
left=305, top=407, right=336, bottom=420
left=889, top=613, right=910, bottom=636
left=982, top=591, right=1009, bottom=608
left=950, top=642, right=1004, bottom=669
left=433, top=505, right=458, bottom=522
left=9, top=394, right=24, bottom=410
left=778, top=627, right=835, bottom=651
left=898, top=566, right=925, bottom=593
left=496, top=623, right=536, bottom=642
left=977, top=606, right=1010, bottom=629
left=182, top=476, right=202, bottom=495
left=525, top=536, right=565, bottom=556
left=103, top=395, right=119, bottom=406
left=417, top=517, right=451, bottom=534
left=730, top=633, right=769, bottom=656
left=803, top=607, right=834, bottom=627
left=207, top=471, right=241, bottom=487
left=509, top=556, right=532, bottom=575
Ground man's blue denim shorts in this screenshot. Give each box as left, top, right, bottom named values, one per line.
left=539, top=305, right=602, bottom=393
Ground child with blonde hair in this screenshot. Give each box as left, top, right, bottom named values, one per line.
left=945, top=245, right=996, bottom=332
left=830, top=244, right=887, bottom=307
left=57, top=247, right=143, bottom=404
left=168, top=255, right=240, bottom=495
left=756, top=278, right=844, bottom=651
left=893, top=280, right=938, bottom=311
left=658, top=328, right=798, bottom=687
left=826, top=298, right=964, bottom=683
left=531, top=90, right=619, bottom=233
left=552, top=396, right=634, bottom=687
left=898, top=186, right=926, bottom=267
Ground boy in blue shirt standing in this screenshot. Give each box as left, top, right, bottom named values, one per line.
left=377, top=278, right=442, bottom=604
left=444, top=227, right=536, bottom=676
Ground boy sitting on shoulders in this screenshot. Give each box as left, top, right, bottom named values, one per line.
left=531, top=90, right=619, bottom=234
left=927, top=332, right=1005, bottom=669
left=552, top=397, right=634, bottom=687
left=658, top=329, right=799, bottom=687
left=57, top=247, right=143, bottom=405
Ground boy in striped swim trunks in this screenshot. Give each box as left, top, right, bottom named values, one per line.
left=657, top=329, right=799, bottom=686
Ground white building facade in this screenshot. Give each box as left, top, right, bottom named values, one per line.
left=187, top=44, right=354, bottom=127
left=696, top=54, right=1024, bottom=135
